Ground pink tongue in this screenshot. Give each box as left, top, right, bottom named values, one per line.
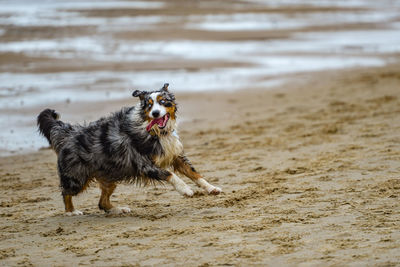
left=146, top=117, right=164, bottom=132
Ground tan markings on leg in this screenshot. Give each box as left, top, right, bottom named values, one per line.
left=63, top=178, right=93, bottom=215
left=97, top=180, right=131, bottom=214
left=167, top=173, right=194, bottom=197
left=63, top=195, right=74, bottom=212
left=173, top=156, right=221, bottom=195
left=98, top=180, right=117, bottom=212
left=173, top=156, right=202, bottom=180
left=63, top=194, right=83, bottom=215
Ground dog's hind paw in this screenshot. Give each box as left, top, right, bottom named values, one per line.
left=65, top=210, right=83, bottom=216
left=108, top=207, right=131, bottom=215
left=208, top=186, right=222, bottom=195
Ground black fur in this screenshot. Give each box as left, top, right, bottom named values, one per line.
left=37, top=109, right=60, bottom=145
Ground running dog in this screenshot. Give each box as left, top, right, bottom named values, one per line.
left=37, top=83, right=221, bottom=215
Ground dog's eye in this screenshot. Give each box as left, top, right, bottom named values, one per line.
left=160, top=99, right=166, bottom=105
left=148, top=103, right=152, bottom=108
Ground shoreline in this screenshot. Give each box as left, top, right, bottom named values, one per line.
left=1, top=62, right=399, bottom=157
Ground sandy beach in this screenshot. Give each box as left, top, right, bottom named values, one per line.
left=1, top=0, right=400, bottom=266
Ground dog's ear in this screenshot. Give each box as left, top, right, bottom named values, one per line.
left=161, top=83, right=169, bottom=92
left=132, top=90, right=145, bottom=100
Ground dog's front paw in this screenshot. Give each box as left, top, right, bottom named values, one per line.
left=183, top=188, right=194, bottom=197
left=169, top=173, right=194, bottom=197
left=207, top=186, right=222, bottom=195
left=65, top=210, right=83, bottom=216
left=177, top=183, right=194, bottom=197
left=108, top=207, right=131, bottom=215
left=175, top=181, right=193, bottom=197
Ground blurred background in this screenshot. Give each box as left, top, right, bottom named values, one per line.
left=0, top=0, right=399, bottom=155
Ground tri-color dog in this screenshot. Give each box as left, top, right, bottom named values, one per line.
left=37, top=83, right=221, bottom=215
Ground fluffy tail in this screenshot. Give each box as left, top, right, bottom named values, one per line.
left=37, top=109, right=60, bottom=146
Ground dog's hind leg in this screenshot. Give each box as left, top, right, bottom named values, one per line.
left=61, top=178, right=92, bottom=216
left=58, top=154, right=91, bottom=215
left=63, top=194, right=83, bottom=216
left=97, top=180, right=131, bottom=215
left=173, top=155, right=221, bottom=195
left=59, top=173, right=89, bottom=215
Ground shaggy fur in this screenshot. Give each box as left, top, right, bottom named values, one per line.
left=37, top=83, right=221, bottom=215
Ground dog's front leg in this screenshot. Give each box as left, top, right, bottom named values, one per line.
left=167, top=172, right=194, bottom=197
left=173, top=155, right=221, bottom=195
left=142, top=165, right=193, bottom=197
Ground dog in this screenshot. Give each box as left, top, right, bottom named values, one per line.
left=37, top=83, right=221, bottom=215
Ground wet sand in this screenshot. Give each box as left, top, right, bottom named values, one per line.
left=1, top=64, right=400, bottom=266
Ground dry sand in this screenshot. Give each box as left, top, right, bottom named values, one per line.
left=1, top=64, right=400, bottom=266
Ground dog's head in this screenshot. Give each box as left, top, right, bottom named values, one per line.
left=132, top=83, right=177, bottom=134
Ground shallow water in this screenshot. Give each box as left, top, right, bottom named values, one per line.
left=0, top=0, right=399, bottom=155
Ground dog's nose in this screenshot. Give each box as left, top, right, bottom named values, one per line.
left=152, top=110, right=160, bottom=118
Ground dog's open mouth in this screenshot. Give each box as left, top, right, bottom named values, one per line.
left=146, top=113, right=169, bottom=132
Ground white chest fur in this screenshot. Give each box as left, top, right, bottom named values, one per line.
left=154, top=131, right=183, bottom=168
